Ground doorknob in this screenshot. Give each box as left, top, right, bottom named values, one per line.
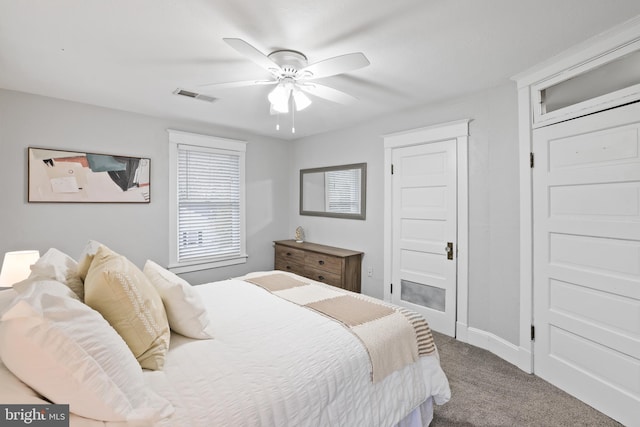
left=445, top=242, right=454, bottom=260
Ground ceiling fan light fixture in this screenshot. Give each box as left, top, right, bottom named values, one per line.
left=271, top=101, right=289, bottom=114
left=292, top=89, right=311, bottom=111
left=268, top=84, right=290, bottom=113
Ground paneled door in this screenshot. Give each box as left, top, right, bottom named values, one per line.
left=532, top=102, right=640, bottom=426
left=391, top=139, right=457, bottom=336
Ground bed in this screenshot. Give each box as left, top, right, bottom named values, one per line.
left=0, top=244, right=450, bottom=427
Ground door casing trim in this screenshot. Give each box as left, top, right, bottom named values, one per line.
left=383, top=119, right=470, bottom=339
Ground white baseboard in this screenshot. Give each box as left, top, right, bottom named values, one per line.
left=450, top=323, right=533, bottom=373
left=518, top=346, right=533, bottom=374
left=461, top=326, right=524, bottom=371
left=455, top=321, right=469, bottom=343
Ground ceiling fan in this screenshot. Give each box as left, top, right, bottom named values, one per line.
left=200, top=38, right=370, bottom=115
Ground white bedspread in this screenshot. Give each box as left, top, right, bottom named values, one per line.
left=148, top=278, right=450, bottom=427
left=0, top=279, right=450, bottom=427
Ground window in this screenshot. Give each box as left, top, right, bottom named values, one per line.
left=168, top=130, right=247, bottom=273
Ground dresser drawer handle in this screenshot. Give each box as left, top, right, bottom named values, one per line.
left=318, top=275, right=325, bottom=281
left=318, top=260, right=325, bottom=265
left=286, top=266, right=292, bottom=270
left=286, top=252, right=293, bottom=256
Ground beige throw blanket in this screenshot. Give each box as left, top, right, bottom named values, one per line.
left=243, top=272, right=436, bottom=383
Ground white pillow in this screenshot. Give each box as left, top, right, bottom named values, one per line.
left=13, top=279, right=78, bottom=301
left=24, top=248, right=84, bottom=300
left=0, top=285, right=174, bottom=422
left=0, top=288, right=17, bottom=317
left=0, top=359, right=48, bottom=404
left=143, top=260, right=214, bottom=339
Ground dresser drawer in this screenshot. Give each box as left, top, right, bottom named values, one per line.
left=304, top=266, right=342, bottom=288
left=304, top=252, right=342, bottom=275
left=275, top=258, right=304, bottom=275
left=275, top=245, right=305, bottom=264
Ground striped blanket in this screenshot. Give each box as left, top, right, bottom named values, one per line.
left=242, top=272, right=436, bottom=383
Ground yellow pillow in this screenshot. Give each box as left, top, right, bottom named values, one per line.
left=84, top=245, right=170, bottom=370
left=77, top=240, right=103, bottom=281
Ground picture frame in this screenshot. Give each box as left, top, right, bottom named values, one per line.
left=28, top=147, right=151, bottom=203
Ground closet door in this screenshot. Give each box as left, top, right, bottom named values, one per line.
left=533, top=101, right=640, bottom=425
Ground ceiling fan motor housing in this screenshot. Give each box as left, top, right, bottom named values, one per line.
left=268, top=50, right=308, bottom=77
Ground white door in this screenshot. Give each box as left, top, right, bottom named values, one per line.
left=391, top=139, right=457, bottom=336
left=533, top=102, right=640, bottom=426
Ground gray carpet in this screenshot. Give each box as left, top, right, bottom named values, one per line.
left=430, top=331, right=622, bottom=427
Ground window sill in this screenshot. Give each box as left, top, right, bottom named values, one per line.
left=168, top=254, right=248, bottom=274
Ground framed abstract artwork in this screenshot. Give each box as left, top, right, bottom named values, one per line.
left=28, top=147, right=150, bottom=203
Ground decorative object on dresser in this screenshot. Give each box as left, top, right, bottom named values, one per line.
left=274, top=240, right=363, bottom=293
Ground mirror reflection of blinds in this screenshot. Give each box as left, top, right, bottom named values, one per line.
left=326, top=169, right=361, bottom=214
left=177, top=145, right=241, bottom=262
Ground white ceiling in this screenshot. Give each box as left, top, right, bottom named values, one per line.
left=2, top=0, right=640, bottom=140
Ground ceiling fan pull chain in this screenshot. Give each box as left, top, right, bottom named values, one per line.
left=292, top=99, right=296, bottom=134
left=276, top=113, right=280, bottom=131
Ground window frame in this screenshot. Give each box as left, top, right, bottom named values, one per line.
left=299, top=162, right=367, bottom=220
left=168, top=129, right=247, bottom=273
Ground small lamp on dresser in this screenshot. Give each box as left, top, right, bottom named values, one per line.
left=0, top=250, right=40, bottom=288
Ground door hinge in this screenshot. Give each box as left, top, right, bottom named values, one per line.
left=530, top=152, right=535, bottom=168
left=531, top=325, right=535, bottom=341
left=391, top=164, right=394, bottom=175
left=390, top=283, right=393, bottom=294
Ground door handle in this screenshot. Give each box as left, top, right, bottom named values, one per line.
left=445, top=242, right=454, bottom=260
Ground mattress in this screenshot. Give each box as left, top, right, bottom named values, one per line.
left=0, top=275, right=450, bottom=426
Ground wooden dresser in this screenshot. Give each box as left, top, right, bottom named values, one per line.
left=274, top=240, right=363, bottom=293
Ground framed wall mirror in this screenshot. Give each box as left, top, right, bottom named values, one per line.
left=300, top=163, right=366, bottom=220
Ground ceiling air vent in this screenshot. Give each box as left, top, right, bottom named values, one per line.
left=173, top=88, right=217, bottom=103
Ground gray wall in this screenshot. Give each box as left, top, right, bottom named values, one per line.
left=0, top=89, right=291, bottom=285
left=0, top=82, right=521, bottom=346
left=290, top=82, right=520, bottom=345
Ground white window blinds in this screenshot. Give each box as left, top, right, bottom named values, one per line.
left=168, top=130, right=246, bottom=273
left=326, top=168, right=361, bottom=214
left=177, top=146, right=241, bottom=261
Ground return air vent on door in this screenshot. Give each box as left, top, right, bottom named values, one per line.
left=173, top=88, right=217, bottom=103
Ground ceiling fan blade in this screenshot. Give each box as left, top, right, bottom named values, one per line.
left=299, top=52, right=370, bottom=80
left=298, top=83, right=357, bottom=105
left=223, top=38, right=281, bottom=75
left=198, top=79, right=276, bottom=90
